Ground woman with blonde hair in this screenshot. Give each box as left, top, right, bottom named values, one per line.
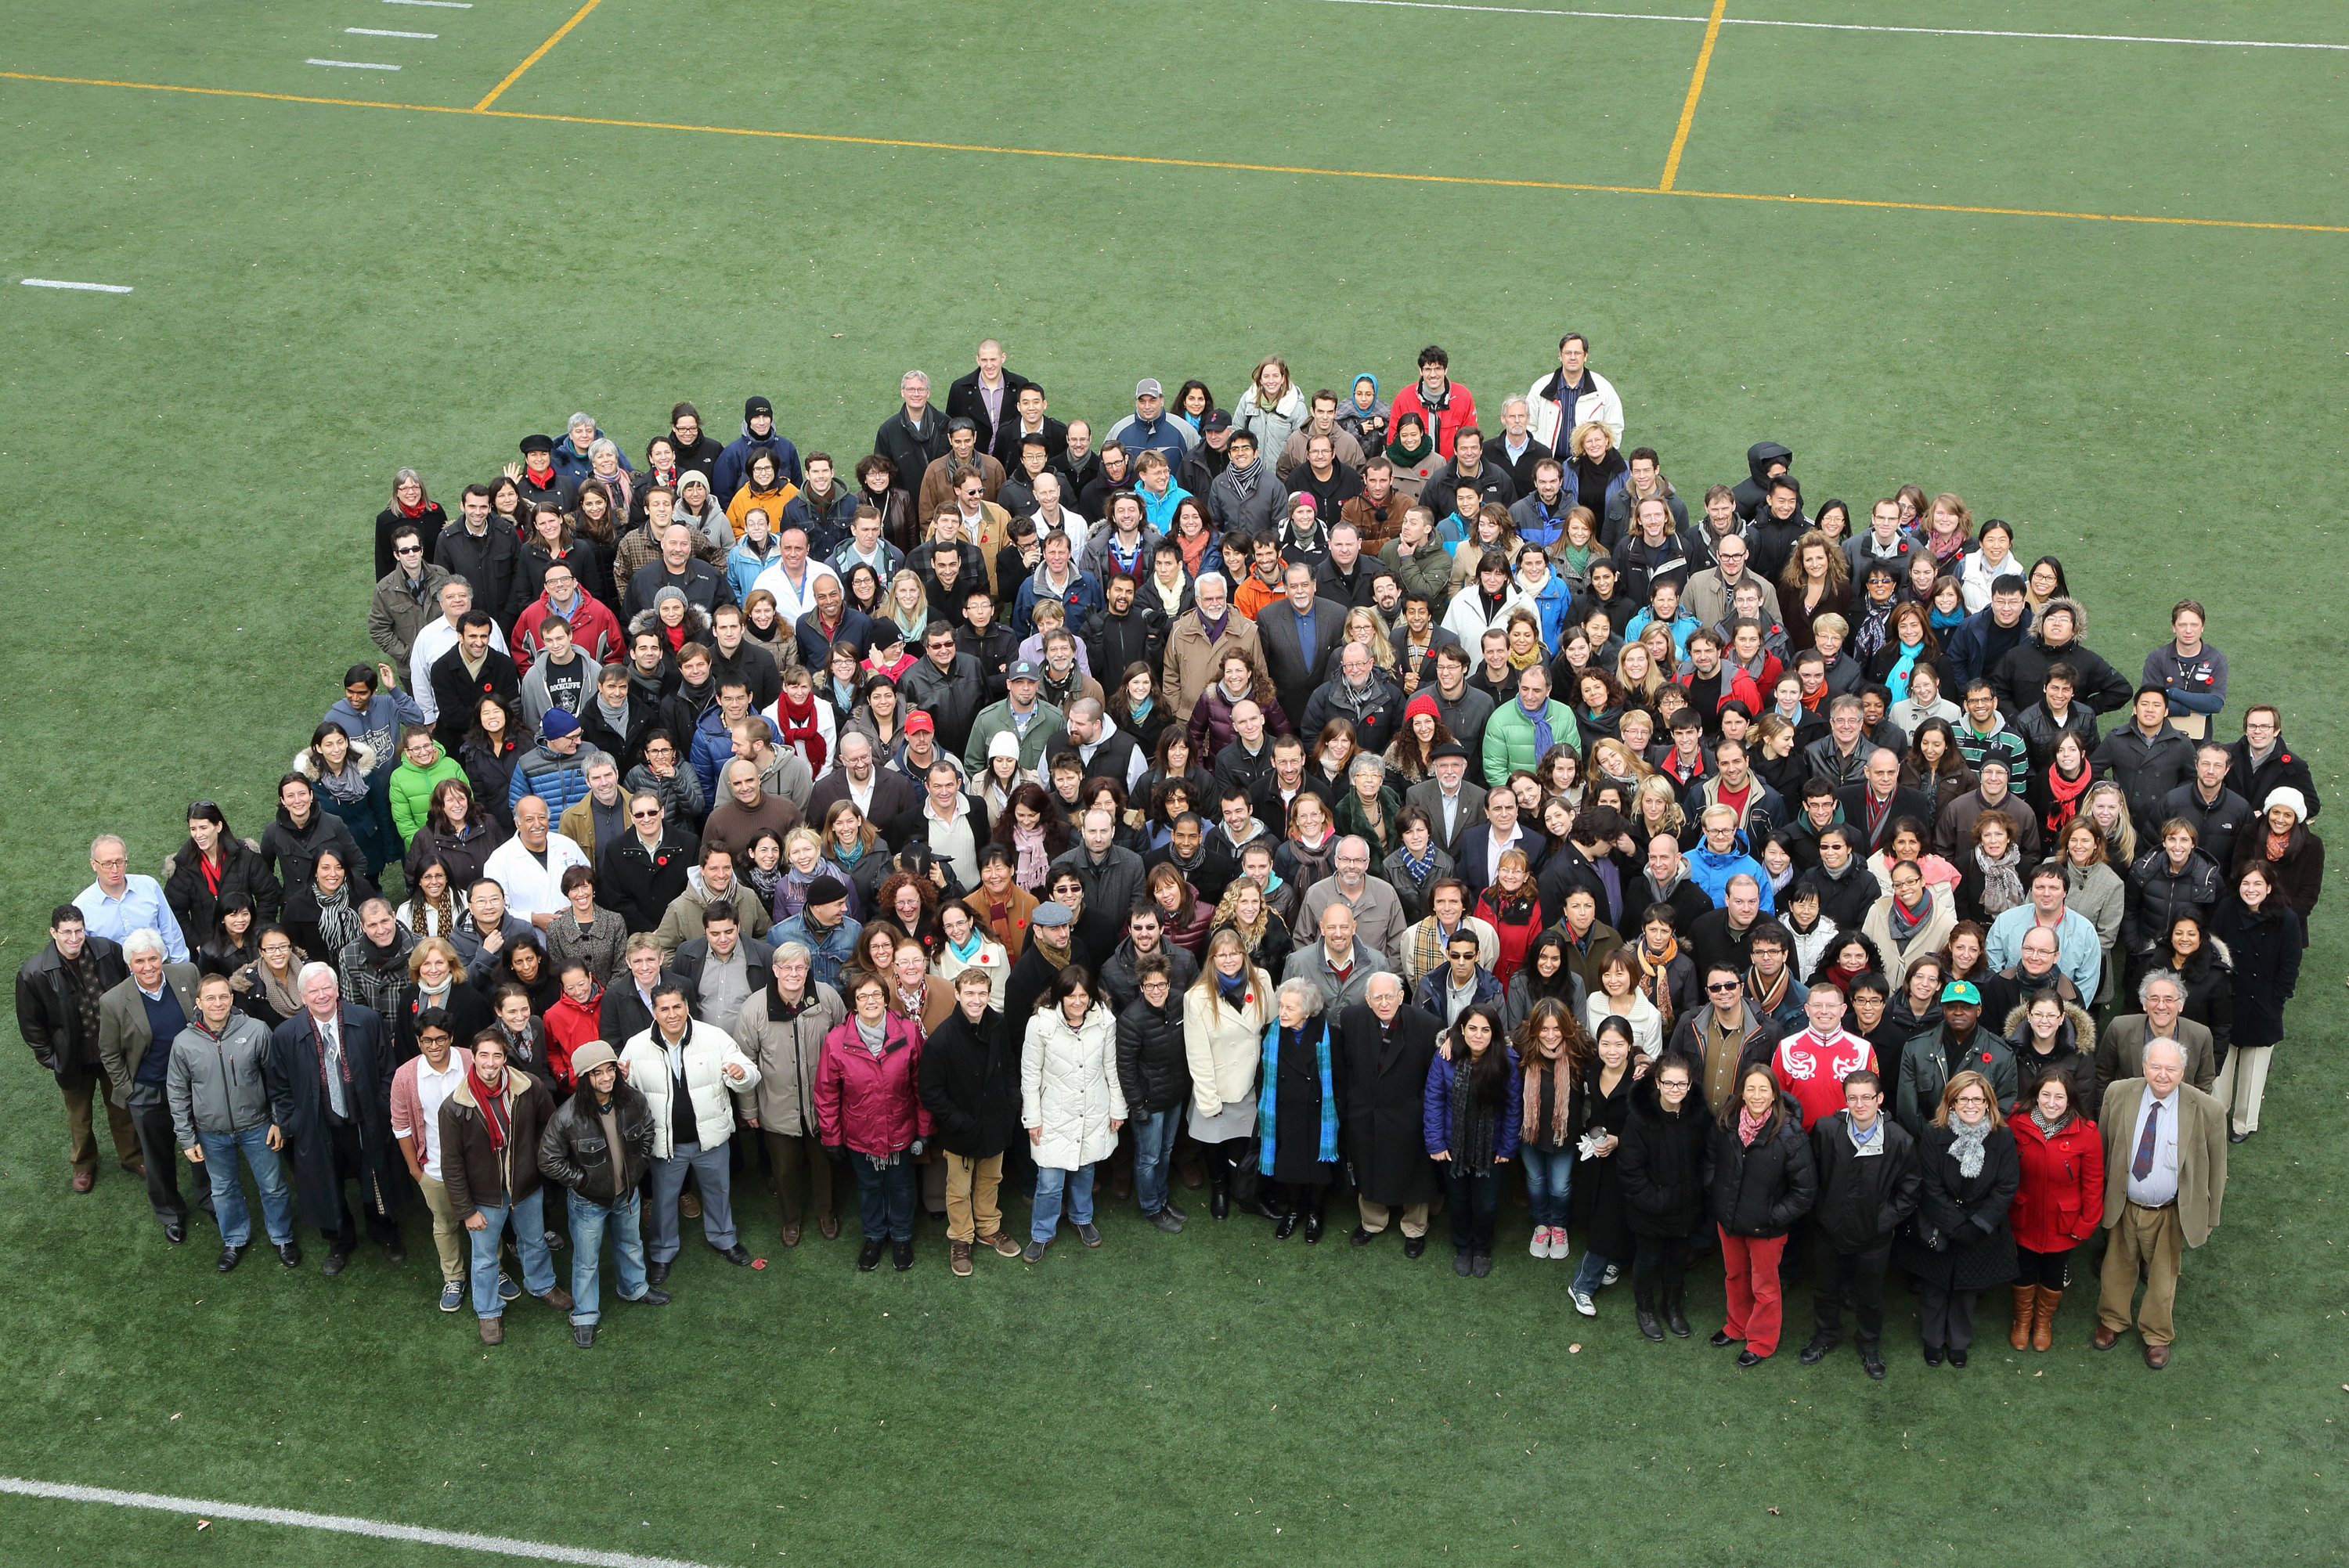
left=1341, top=605, right=1397, bottom=672
left=821, top=798, right=886, bottom=913
left=1920, top=492, right=1976, bottom=564
left=2059, top=817, right=2126, bottom=1005
left=884, top=568, right=929, bottom=643
left=1233, top=355, right=1307, bottom=460
left=1896, top=1069, right=2019, bottom=1368
left=2082, top=780, right=2138, bottom=867
left=1630, top=776, right=1687, bottom=849
left=1185, top=925, right=1277, bottom=1221
left=1209, top=876, right=1292, bottom=980
left=1615, top=640, right=1665, bottom=705
left=1566, top=420, right=1626, bottom=517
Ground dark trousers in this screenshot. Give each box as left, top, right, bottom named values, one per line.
left=2015, top=1244, right=2073, bottom=1289
left=1444, top=1167, right=1499, bottom=1253
left=1205, top=1136, right=1264, bottom=1206
left=1632, top=1232, right=1690, bottom=1296
left=1918, top=1283, right=1980, bottom=1350
left=129, top=1093, right=211, bottom=1226
left=852, top=1155, right=916, bottom=1242
left=763, top=1130, right=836, bottom=1231
left=321, top=1120, right=399, bottom=1251
left=1811, top=1242, right=1892, bottom=1346
left=1271, top=1178, right=1330, bottom=1219
left=58, top=1063, right=140, bottom=1177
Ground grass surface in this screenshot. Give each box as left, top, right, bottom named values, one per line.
left=2, top=2, right=2347, bottom=1563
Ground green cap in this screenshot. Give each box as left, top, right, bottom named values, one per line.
left=1939, top=980, right=1982, bottom=1006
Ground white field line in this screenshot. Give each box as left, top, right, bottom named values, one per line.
left=347, top=27, right=438, bottom=37
left=21, top=278, right=132, bottom=293
left=307, top=58, right=402, bottom=69
left=0, top=1476, right=722, bottom=1568
left=1312, top=0, right=2349, bottom=49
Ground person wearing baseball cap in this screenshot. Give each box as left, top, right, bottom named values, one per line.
left=962, top=659, right=1063, bottom=779
left=1889, top=979, right=2015, bottom=1138
left=537, top=1040, right=667, bottom=1348
left=1106, top=377, right=1196, bottom=469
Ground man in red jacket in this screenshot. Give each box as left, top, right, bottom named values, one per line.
left=1387, top=345, right=1478, bottom=460
left=1771, top=986, right=1878, bottom=1130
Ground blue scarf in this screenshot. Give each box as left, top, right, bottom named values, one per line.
left=1397, top=841, right=1438, bottom=885
left=1884, top=640, right=1925, bottom=701
left=831, top=838, right=867, bottom=870
left=946, top=928, right=983, bottom=964
left=1129, top=695, right=1153, bottom=724
left=1218, top=968, right=1249, bottom=1005
left=1258, top=1019, right=1337, bottom=1166
left=1523, top=698, right=1554, bottom=757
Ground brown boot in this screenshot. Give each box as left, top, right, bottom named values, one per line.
left=539, top=1286, right=575, bottom=1314
left=950, top=1240, right=973, bottom=1278
left=478, top=1317, right=504, bottom=1346
left=2030, top=1285, right=2060, bottom=1352
left=2008, top=1285, right=2035, bottom=1350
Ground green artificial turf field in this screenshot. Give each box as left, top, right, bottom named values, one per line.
left=2, top=2, right=2346, bottom=1563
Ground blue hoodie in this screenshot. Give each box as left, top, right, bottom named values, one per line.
left=1688, top=834, right=1774, bottom=913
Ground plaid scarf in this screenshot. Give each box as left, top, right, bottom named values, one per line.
left=1746, top=964, right=1789, bottom=1019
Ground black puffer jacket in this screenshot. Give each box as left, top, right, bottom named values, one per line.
left=1704, top=1094, right=1817, bottom=1238
left=2123, top=846, right=2223, bottom=954
left=916, top=1004, right=1022, bottom=1159
left=1617, top=1084, right=1710, bottom=1238
left=537, top=1080, right=655, bottom=1204
left=258, top=809, right=363, bottom=928
left=1806, top=1111, right=1921, bottom=1253
left=163, top=836, right=284, bottom=941
left=1114, top=993, right=1190, bottom=1117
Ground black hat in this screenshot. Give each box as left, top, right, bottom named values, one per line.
left=1430, top=741, right=1469, bottom=762
left=1202, top=409, right=1232, bottom=434
left=745, top=395, right=774, bottom=420
left=805, top=874, right=848, bottom=907
left=519, top=433, right=556, bottom=456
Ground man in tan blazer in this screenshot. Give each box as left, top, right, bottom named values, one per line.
left=96, top=929, right=211, bottom=1242
left=2095, top=1036, right=2227, bottom=1370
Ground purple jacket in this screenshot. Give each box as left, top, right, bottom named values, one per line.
left=1423, top=1047, right=1524, bottom=1162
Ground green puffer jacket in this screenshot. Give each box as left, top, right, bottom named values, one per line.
left=388, top=747, right=466, bottom=845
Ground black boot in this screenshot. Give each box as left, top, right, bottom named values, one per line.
left=1634, top=1289, right=1665, bottom=1342
left=1662, top=1286, right=1691, bottom=1338
left=1275, top=1208, right=1300, bottom=1240
left=1209, top=1171, right=1231, bottom=1222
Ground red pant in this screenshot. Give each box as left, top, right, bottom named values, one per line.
left=1719, top=1228, right=1788, bottom=1356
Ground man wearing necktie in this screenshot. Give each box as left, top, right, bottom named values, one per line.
left=2094, top=1037, right=2226, bottom=1369
left=270, top=963, right=404, bottom=1275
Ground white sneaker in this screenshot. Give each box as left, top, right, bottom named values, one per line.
left=1528, top=1226, right=1551, bottom=1258
left=1600, top=1263, right=1622, bottom=1285
left=1569, top=1289, right=1598, bottom=1317
left=1549, top=1231, right=1572, bottom=1262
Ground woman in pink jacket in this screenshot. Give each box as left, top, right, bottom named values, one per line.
left=816, top=970, right=931, bottom=1273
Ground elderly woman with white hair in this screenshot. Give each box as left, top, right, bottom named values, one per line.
left=1260, top=976, right=1340, bottom=1242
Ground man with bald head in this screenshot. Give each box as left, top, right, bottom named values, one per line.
left=1835, top=746, right=1932, bottom=856
left=1030, top=694, right=1146, bottom=792
left=1334, top=971, right=1442, bottom=1255
left=806, top=729, right=921, bottom=827
left=2095, top=1036, right=2227, bottom=1369
left=483, top=794, right=591, bottom=928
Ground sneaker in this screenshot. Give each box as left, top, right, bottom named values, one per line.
left=497, top=1272, right=520, bottom=1303
left=1074, top=1223, right=1102, bottom=1248
left=982, top=1231, right=1023, bottom=1258
left=1528, top=1226, right=1552, bottom=1259
left=857, top=1238, right=886, bottom=1272
left=1861, top=1346, right=1887, bottom=1380
left=891, top=1239, right=914, bottom=1271
left=1549, top=1230, right=1573, bottom=1262
left=1021, top=1239, right=1048, bottom=1263
left=1600, top=1263, right=1621, bottom=1285
left=1799, top=1334, right=1835, bottom=1366
left=1568, top=1289, right=1597, bottom=1317
left=572, top=1324, right=597, bottom=1350
left=950, top=1241, right=973, bottom=1278
left=438, top=1279, right=465, bottom=1314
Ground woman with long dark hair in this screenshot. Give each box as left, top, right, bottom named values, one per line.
left=1707, top=1062, right=1816, bottom=1365
left=1423, top=1003, right=1521, bottom=1278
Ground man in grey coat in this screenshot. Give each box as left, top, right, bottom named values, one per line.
left=1281, top=903, right=1386, bottom=1015
left=168, top=971, right=299, bottom=1272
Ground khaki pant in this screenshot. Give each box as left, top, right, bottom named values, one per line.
left=2211, top=1045, right=2272, bottom=1134
left=763, top=1130, right=835, bottom=1233
left=2097, top=1200, right=2185, bottom=1346
left=944, top=1153, right=1005, bottom=1243
left=1357, top=1197, right=1430, bottom=1239
left=417, top=1173, right=467, bottom=1283
left=59, top=1064, right=140, bottom=1177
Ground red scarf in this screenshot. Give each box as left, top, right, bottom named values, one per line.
left=467, top=1064, right=511, bottom=1152
left=396, top=499, right=431, bottom=519
left=2042, top=759, right=2092, bottom=838
left=776, top=690, right=828, bottom=774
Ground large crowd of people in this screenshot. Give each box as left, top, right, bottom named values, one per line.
left=20, top=339, right=2314, bottom=1369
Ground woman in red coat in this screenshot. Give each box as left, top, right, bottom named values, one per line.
left=2005, top=1069, right=2103, bottom=1352
left=1474, top=849, right=1544, bottom=986
left=814, top=970, right=933, bottom=1271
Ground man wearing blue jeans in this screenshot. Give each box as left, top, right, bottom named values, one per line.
left=438, top=1034, right=568, bottom=1345
left=1113, top=955, right=1189, bottom=1234
left=537, top=1042, right=666, bottom=1349
left=166, top=973, right=298, bottom=1273
left=618, top=986, right=761, bottom=1285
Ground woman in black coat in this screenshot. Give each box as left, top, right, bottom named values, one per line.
left=165, top=803, right=284, bottom=941
left=1618, top=1052, right=1708, bottom=1341
left=1566, top=1016, right=1642, bottom=1314
left=1261, top=980, right=1340, bottom=1240
left=2161, top=914, right=2234, bottom=1062
left=1893, top=1069, right=2019, bottom=1368
left=1704, top=1063, right=1817, bottom=1365
left=2208, top=863, right=2303, bottom=1141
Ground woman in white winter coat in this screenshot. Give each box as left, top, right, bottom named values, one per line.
left=1183, top=926, right=1277, bottom=1222
left=1232, top=357, right=1309, bottom=468
left=1021, top=966, right=1126, bottom=1260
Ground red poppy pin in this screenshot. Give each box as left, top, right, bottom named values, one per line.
left=1980, top=1051, right=1994, bottom=1063
left=1245, top=993, right=1255, bottom=1004
left=655, top=855, right=669, bottom=867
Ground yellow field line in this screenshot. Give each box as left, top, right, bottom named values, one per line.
left=472, top=0, right=602, bottom=111
left=3, top=68, right=2345, bottom=236
left=1659, top=0, right=1729, bottom=191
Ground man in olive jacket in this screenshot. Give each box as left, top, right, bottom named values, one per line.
left=538, top=1040, right=664, bottom=1346
left=917, top=970, right=1024, bottom=1274
left=1801, top=1069, right=1921, bottom=1377
left=2094, top=1038, right=2226, bottom=1371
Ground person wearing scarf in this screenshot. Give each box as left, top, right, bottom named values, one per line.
left=2041, top=753, right=2093, bottom=841
left=1634, top=930, right=1681, bottom=1035
left=442, top=1035, right=564, bottom=1342
left=1384, top=416, right=1434, bottom=479
left=1974, top=841, right=2025, bottom=917
left=1011, top=820, right=1052, bottom=889
left=1900, top=1070, right=2017, bottom=1368
left=1258, top=985, right=1339, bottom=1241
left=773, top=683, right=830, bottom=777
